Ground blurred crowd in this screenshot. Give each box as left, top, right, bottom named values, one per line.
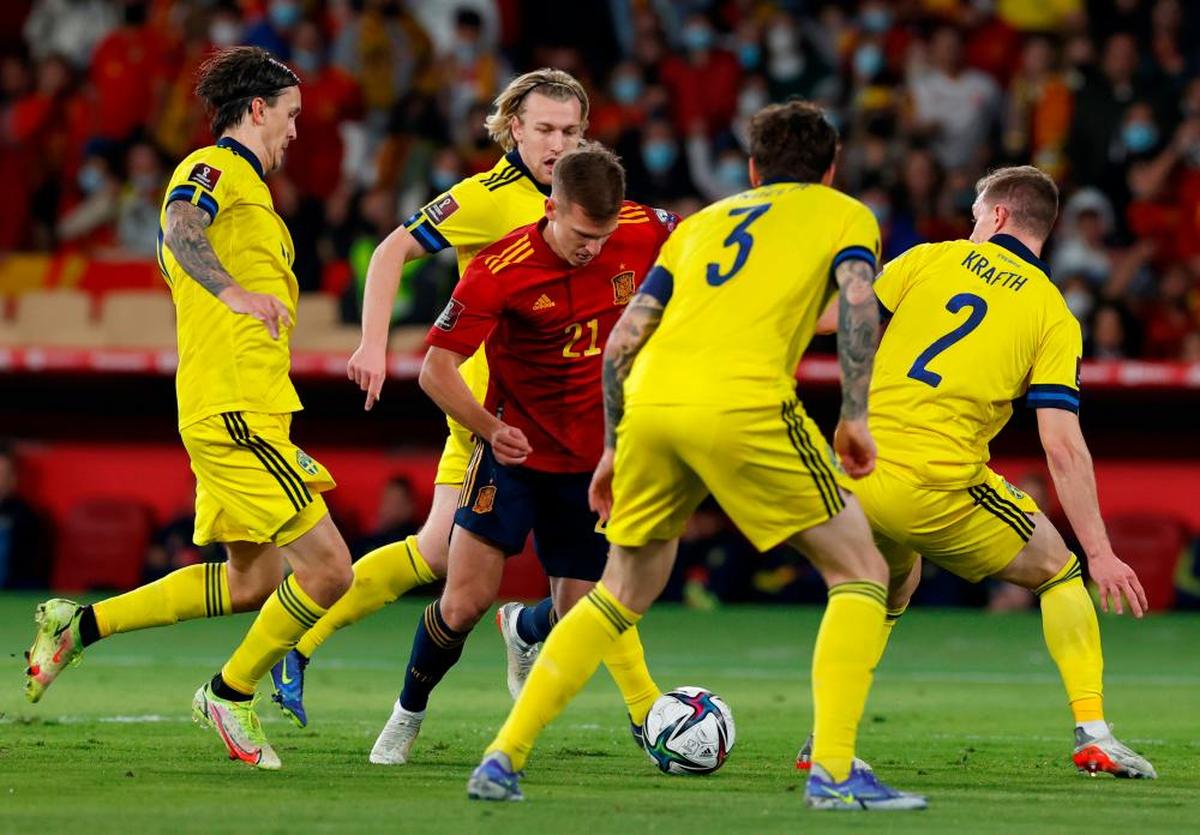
left=3, top=0, right=1200, bottom=358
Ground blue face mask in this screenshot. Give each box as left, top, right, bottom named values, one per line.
left=611, top=76, right=643, bottom=106
left=682, top=25, right=713, bottom=53
left=77, top=165, right=104, bottom=195
left=738, top=43, right=761, bottom=70
left=292, top=50, right=320, bottom=76
left=864, top=198, right=891, bottom=225
left=269, top=1, right=301, bottom=30
left=861, top=9, right=892, bottom=34
left=643, top=140, right=677, bottom=174
left=854, top=44, right=884, bottom=79
left=1123, top=122, right=1158, bottom=154
left=716, top=159, right=747, bottom=190
left=430, top=169, right=458, bottom=192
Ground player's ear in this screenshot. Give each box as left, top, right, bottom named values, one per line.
left=748, top=157, right=761, bottom=188
left=545, top=197, right=556, bottom=221
left=821, top=160, right=837, bottom=187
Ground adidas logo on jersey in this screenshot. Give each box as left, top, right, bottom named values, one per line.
left=532, top=294, right=556, bottom=311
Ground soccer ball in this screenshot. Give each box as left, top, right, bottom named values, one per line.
left=641, top=686, right=735, bottom=775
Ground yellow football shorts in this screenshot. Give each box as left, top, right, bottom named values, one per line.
left=181, top=411, right=336, bottom=547
left=434, top=348, right=490, bottom=486
left=607, top=399, right=845, bottom=551
left=839, top=464, right=1041, bottom=583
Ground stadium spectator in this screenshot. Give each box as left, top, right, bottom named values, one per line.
left=1067, top=32, right=1158, bottom=204
left=0, top=443, right=51, bottom=591
left=87, top=0, right=162, bottom=143
left=56, top=142, right=120, bottom=250
left=112, top=139, right=166, bottom=256
left=1, top=0, right=1198, bottom=357
left=351, top=475, right=422, bottom=560
left=907, top=25, right=1002, bottom=172
left=658, top=13, right=741, bottom=137
left=283, top=21, right=363, bottom=202
left=1051, top=188, right=1116, bottom=288
left=1004, top=35, right=1073, bottom=178
left=243, top=0, right=302, bottom=61
left=624, top=118, right=696, bottom=207
left=22, top=0, right=117, bottom=68
left=330, top=0, right=423, bottom=119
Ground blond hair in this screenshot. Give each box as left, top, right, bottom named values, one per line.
left=975, top=166, right=1060, bottom=240
left=484, top=68, right=589, bottom=152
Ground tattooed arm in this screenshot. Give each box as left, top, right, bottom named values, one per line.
left=163, top=200, right=292, bottom=339
left=831, top=257, right=880, bottom=477
left=590, top=293, right=665, bottom=518
left=602, top=293, right=666, bottom=449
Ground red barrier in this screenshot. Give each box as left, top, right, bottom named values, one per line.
left=12, top=443, right=1193, bottom=599
left=15, top=443, right=549, bottom=598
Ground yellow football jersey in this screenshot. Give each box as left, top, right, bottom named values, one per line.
left=158, top=137, right=300, bottom=430
left=626, top=182, right=880, bottom=409
left=870, top=234, right=1082, bottom=488
left=403, top=150, right=550, bottom=276
left=402, top=150, right=553, bottom=484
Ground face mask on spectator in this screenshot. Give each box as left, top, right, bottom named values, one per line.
left=431, top=169, right=458, bottom=192
left=1065, top=288, right=1094, bottom=321
left=738, top=88, right=768, bottom=119
left=131, top=173, right=158, bottom=194
left=864, top=198, right=891, bottom=225
left=861, top=8, right=892, bottom=34
left=1122, top=122, right=1159, bottom=154
left=854, top=43, right=884, bottom=79
left=454, top=41, right=480, bottom=65
left=716, top=158, right=746, bottom=189
left=738, top=43, right=761, bottom=70
left=293, top=50, right=320, bottom=76
left=682, top=24, right=713, bottom=53
left=642, top=140, right=677, bottom=174
left=270, top=0, right=301, bottom=30
left=210, top=20, right=241, bottom=47
left=78, top=165, right=104, bottom=195
left=611, top=75, right=643, bottom=106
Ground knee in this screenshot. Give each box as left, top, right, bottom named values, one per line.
left=438, top=592, right=489, bottom=633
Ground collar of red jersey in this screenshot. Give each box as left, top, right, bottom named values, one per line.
left=217, top=137, right=266, bottom=181
left=506, top=149, right=551, bottom=197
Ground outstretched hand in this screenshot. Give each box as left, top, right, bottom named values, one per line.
left=1088, top=552, right=1149, bottom=618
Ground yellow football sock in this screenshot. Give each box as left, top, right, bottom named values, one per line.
left=296, top=535, right=435, bottom=658
left=811, top=580, right=887, bottom=782
left=1035, top=554, right=1104, bottom=723
left=221, top=574, right=328, bottom=695
left=488, top=583, right=640, bottom=770
left=92, top=562, right=229, bottom=637
left=602, top=625, right=661, bottom=725
left=873, top=605, right=905, bottom=668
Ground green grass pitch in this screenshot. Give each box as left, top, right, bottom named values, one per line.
left=1, top=594, right=1196, bottom=833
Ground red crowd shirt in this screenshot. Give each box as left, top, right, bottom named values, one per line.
left=427, top=202, right=677, bottom=473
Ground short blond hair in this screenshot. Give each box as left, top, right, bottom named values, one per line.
left=975, top=166, right=1060, bottom=241
left=484, top=68, right=589, bottom=152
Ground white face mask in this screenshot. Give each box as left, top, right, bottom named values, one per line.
left=210, top=20, right=241, bottom=48
left=1064, top=288, right=1094, bottom=321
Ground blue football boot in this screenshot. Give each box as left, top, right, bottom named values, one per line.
left=805, top=761, right=927, bottom=811
left=467, top=752, right=525, bottom=801
left=270, top=649, right=309, bottom=728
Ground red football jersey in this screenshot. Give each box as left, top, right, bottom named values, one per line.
left=427, top=202, right=676, bottom=472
